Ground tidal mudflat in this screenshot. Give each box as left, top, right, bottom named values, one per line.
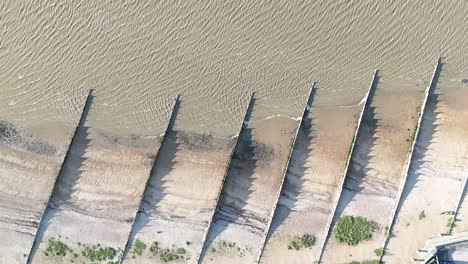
left=0, top=97, right=86, bottom=264
left=122, top=96, right=251, bottom=264
left=30, top=95, right=173, bottom=264
left=199, top=95, right=306, bottom=264
left=383, top=61, right=468, bottom=263
left=259, top=101, right=364, bottom=263
left=321, top=69, right=429, bottom=263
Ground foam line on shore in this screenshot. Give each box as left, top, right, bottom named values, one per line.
left=119, top=95, right=180, bottom=263
left=379, top=57, right=441, bottom=262
left=317, top=70, right=378, bottom=263
left=27, top=89, right=94, bottom=263
left=263, top=114, right=302, bottom=121
left=256, top=82, right=317, bottom=264
left=196, top=92, right=256, bottom=264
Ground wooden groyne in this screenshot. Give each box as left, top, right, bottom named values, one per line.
left=318, top=70, right=379, bottom=263
left=27, top=89, right=94, bottom=263
left=451, top=168, right=468, bottom=234
left=380, top=57, right=442, bottom=261
left=256, top=83, right=317, bottom=264
left=197, top=92, right=256, bottom=264
left=119, top=95, right=180, bottom=263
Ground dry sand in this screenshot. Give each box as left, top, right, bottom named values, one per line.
left=383, top=61, right=468, bottom=263
left=199, top=109, right=301, bottom=264
left=259, top=104, right=362, bottom=264
left=321, top=72, right=427, bottom=263
left=0, top=102, right=85, bottom=264
left=30, top=101, right=170, bottom=264
left=122, top=131, right=237, bottom=264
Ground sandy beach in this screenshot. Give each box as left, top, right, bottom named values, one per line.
left=199, top=99, right=302, bottom=264
left=30, top=99, right=169, bottom=264
left=320, top=71, right=427, bottom=263
left=0, top=127, right=73, bottom=264
left=259, top=103, right=362, bottom=263
left=0, top=106, right=85, bottom=264
left=122, top=130, right=237, bottom=264
left=383, top=61, right=468, bottom=263
left=121, top=94, right=251, bottom=264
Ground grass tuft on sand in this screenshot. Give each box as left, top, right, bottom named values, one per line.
left=45, top=238, right=69, bottom=257
left=146, top=240, right=188, bottom=262
left=418, top=210, right=426, bottom=220
left=349, top=260, right=380, bottom=264
left=335, top=215, right=377, bottom=246
left=374, top=248, right=384, bottom=256
left=287, top=234, right=315, bottom=250
left=133, top=239, right=146, bottom=256
left=81, top=244, right=116, bottom=262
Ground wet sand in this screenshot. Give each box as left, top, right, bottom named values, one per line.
left=0, top=121, right=78, bottom=264
left=122, top=131, right=237, bottom=264
left=259, top=104, right=363, bottom=263
left=321, top=72, right=427, bottom=263
left=31, top=99, right=171, bottom=264
left=383, top=61, right=468, bottom=263
left=199, top=108, right=301, bottom=264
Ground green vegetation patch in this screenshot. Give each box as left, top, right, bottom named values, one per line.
left=384, top=226, right=390, bottom=238
left=147, top=241, right=188, bottom=262
left=374, top=248, right=384, bottom=256
left=208, top=240, right=246, bottom=257
left=45, top=238, right=69, bottom=256
left=133, top=239, right=146, bottom=256
left=335, top=215, right=377, bottom=246
left=159, top=247, right=187, bottom=263
left=349, top=260, right=380, bottom=264
left=447, top=217, right=455, bottom=233
left=287, top=234, right=316, bottom=250
left=149, top=241, right=160, bottom=256
left=81, top=244, right=116, bottom=262
left=418, top=210, right=426, bottom=220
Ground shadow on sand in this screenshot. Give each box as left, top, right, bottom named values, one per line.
left=332, top=71, right=381, bottom=220
left=262, top=87, right=318, bottom=247
left=28, top=91, right=94, bottom=263
left=198, top=96, right=259, bottom=263
left=382, top=60, right=443, bottom=257
left=120, top=97, right=181, bottom=261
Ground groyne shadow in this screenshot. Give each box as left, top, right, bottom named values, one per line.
left=334, top=72, right=380, bottom=218
left=28, top=91, right=94, bottom=263
left=382, top=60, right=443, bottom=257
left=391, top=60, right=443, bottom=226
left=198, top=96, right=258, bottom=262
left=263, top=87, right=317, bottom=245
left=120, top=97, right=181, bottom=261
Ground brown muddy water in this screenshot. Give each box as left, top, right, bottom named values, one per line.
left=1, top=1, right=467, bottom=136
